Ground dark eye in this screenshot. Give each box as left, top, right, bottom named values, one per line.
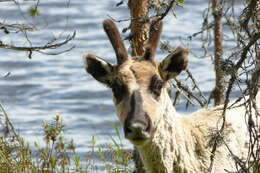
left=111, top=79, right=127, bottom=103
left=149, top=75, right=164, bottom=98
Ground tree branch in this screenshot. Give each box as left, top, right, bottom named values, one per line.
left=152, top=0, right=176, bottom=27
left=234, top=32, right=260, bottom=70
left=0, top=0, right=35, bottom=2
left=0, top=31, right=76, bottom=58
left=0, top=22, right=34, bottom=34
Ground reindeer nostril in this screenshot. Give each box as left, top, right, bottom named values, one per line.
left=125, top=127, right=133, bottom=134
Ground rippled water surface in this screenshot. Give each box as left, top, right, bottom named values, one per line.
left=0, top=0, right=237, bottom=166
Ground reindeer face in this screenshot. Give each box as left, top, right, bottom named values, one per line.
left=84, top=19, right=188, bottom=146
left=111, top=59, right=165, bottom=146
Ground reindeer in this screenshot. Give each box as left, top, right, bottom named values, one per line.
left=83, top=19, right=259, bottom=173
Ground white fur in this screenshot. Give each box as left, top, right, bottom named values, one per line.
left=136, top=89, right=259, bottom=173
left=84, top=52, right=259, bottom=172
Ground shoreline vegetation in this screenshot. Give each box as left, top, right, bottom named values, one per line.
left=0, top=104, right=133, bottom=173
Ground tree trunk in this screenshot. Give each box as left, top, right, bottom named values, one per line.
left=212, top=0, right=225, bottom=106
left=128, top=0, right=150, bottom=172
left=128, top=0, right=150, bottom=56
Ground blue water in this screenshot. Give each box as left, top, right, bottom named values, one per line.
left=0, top=0, right=241, bottom=169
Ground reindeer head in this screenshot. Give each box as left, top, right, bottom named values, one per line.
left=84, top=19, right=188, bottom=146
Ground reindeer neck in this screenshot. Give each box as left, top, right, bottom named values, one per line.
left=137, top=91, right=208, bottom=173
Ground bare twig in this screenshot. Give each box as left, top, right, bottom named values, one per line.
left=0, top=0, right=35, bottom=2
left=152, top=0, right=176, bottom=27
left=173, top=79, right=206, bottom=107
left=208, top=76, right=235, bottom=172
left=186, top=70, right=207, bottom=102
left=234, top=32, right=260, bottom=70
left=109, top=0, right=177, bottom=26
left=188, top=22, right=215, bottom=39
left=0, top=22, right=34, bottom=32
left=0, top=31, right=76, bottom=58
left=193, top=0, right=259, bottom=172
left=107, top=14, right=138, bottom=23
left=160, top=41, right=207, bottom=107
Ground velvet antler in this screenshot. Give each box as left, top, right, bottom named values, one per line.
left=143, top=20, right=163, bottom=60
left=103, top=19, right=128, bottom=65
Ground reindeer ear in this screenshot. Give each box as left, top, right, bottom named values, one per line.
left=159, top=47, right=189, bottom=81
left=83, top=53, right=114, bottom=87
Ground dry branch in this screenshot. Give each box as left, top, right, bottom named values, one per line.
left=189, top=0, right=260, bottom=172
left=0, top=31, right=76, bottom=59
left=0, top=22, right=34, bottom=32
left=161, top=41, right=207, bottom=107
left=152, top=0, right=176, bottom=26
left=0, top=0, right=35, bottom=2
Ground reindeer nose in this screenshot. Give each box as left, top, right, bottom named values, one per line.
left=125, top=122, right=146, bottom=139
left=124, top=117, right=152, bottom=143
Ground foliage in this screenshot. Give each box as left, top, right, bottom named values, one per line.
left=0, top=109, right=133, bottom=173
left=28, top=7, right=40, bottom=17
left=176, top=0, right=184, bottom=3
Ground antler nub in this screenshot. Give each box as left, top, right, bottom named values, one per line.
left=143, top=20, right=163, bottom=61
left=103, top=19, right=128, bottom=65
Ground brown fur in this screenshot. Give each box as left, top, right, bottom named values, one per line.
left=84, top=19, right=243, bottom=172
left=143, top=20, right=163, bottom=60
left=103, top=19, right=128, bottom=64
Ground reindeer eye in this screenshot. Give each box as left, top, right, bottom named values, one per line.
left=149, top=75, right=164, bottom=98
left=111, top=79, right=127, bottom=103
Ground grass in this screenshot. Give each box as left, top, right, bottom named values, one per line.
left=0, top=105, right=133, bottom=173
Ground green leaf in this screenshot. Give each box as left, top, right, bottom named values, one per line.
left=28, top=7, right=39, bottom=17
left=177, top=0, right=185, bottom=3
left=50, top=156, right=57, bottom=169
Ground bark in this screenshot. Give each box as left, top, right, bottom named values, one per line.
left=212, top=0, right=225, bottom=106
left=128, top=0, right=151, bottom=172
left=256, top=42, right=260, bottom=87
left=128, top=0, right=150, bottom=56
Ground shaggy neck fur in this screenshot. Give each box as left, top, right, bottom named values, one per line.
left=137, top=91, right=207, bottom=173
left=136, top=89, right=253, bottom=173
